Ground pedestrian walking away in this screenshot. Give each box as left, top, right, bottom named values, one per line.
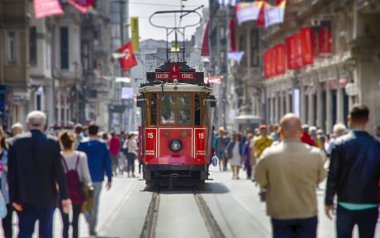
left=109, top=132, right=122, bottom=175
left=124, top=133, right=138, bottom=178
left=78, top=124, right=112, bottom=236
left=325, top=104, right=380, bottom=238
left=8, top=111, right=70, bottom=238
left=59, top=131, right=92, bottom=238
left=255, top=113, right=326, bottom=238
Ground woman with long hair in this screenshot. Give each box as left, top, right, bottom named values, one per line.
left=226, top=133, right=243, bottom=179
left=124, top=133, right=138, bottom=178
left=59, top=131, right=92, bottom=238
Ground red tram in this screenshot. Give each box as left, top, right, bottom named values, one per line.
left=137, top=62, right=216, bottom=185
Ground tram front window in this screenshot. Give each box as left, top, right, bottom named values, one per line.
left=161, top=95, right=175, bottom=124
left=177, top=95, right=191, bottom=125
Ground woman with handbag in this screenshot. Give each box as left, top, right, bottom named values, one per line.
left=59, top=131, right=92, bottom=238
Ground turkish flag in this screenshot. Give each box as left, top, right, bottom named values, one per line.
left=256, top=2, right=266, bottom=27
left=300, top=27, right=314, bottom=65
left=269, top=48, right=276, bottom=77
left=116, top=42, right=138, bottom=72
left=275, top=44, right=286, bottom=75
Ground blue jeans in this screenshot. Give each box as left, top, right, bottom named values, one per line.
left=271, top=216, right=318, bottom=238
left=17, top=205, right=55, bottom=238
left=336, top=205, right=378, bottom=238
left=87, top=182, right=103, bottom=233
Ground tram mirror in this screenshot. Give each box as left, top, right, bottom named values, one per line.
left=205, top=95, right=216, bottom=108
left=136, top=95, right=145, bottom=107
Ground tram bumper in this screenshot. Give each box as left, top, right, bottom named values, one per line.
left=143, top=164, right=208, bottom=183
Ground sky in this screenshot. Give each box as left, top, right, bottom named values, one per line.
left=129, top=0, right=209, bottom=41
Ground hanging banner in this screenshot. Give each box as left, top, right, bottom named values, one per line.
left=207, top=76, right=222, bottom=84
left=130, top=17, right=140, bottom=52
left=218, top=0, right=239, bottom=7
left=236, top=1, right=264, bottom=25
left=264, top=0, right=286, bottom=28
left=33, top=0, right=64, bottom=19
left=286, top=36, right=295, bottom=70
left=319, top=21, right=333, bottom=56
left=121, top=87, right=134, bottom=99
left=300, top=27, right=314, bottom=65
left=292, top=33, right=303, bottom=69
left=227, top=51, right=245, bottom=63
left=312, top=26, right=321, bottom=57
left=275, top=44, right=286, bottom=75
left=265, top=48, right=275, bottom=78
left=229, top=18, right=236, bottom=52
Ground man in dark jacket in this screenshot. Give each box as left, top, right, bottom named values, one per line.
left=78, top=124, right=112, bottom=236
left=8, top=111, right=70, bottom=238
left=325, top=105, right=380, bottom=238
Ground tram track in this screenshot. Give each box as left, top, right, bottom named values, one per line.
left=140, top=186, right=225, bottom=238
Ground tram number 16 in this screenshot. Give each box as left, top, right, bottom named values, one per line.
left=147, top=133, right=154, bottom=139
left=198, top=133, right=205, bottom=139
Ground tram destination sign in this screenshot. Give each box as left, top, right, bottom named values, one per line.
left=146, top=63, right=204, bottom=83
left=155, top=71, right=195, bottom=80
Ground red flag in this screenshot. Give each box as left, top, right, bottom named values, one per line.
left=319, top=21, right=333, bottom=56
left=116, top=42, right=138, bottom=72
left=300, top=27, right=314, bottom=65
left=275, top=44, right=286, bottom=75
left=201, top=22, right=209, bottom=56
left=68, top=0, right=95, bottom=14
left=33, top=0, right=64, bottom=19
left=256, top=2, right=267, bottom=27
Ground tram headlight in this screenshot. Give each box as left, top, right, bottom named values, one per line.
left=169, top=139, right=183, bottom=153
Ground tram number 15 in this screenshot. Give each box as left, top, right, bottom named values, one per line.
left=147, top=133, right=154, bottom=139
left=198, top=133, right=205, bottom=139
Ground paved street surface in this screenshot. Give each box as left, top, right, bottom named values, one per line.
left=5, top=165, right=380, bottom=238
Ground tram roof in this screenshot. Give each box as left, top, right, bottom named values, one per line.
left=139, top=83, right=213, bottom=94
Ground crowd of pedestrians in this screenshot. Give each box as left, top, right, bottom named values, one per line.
left=213, top=104, right=380, bottom=238
left=0, top=110, right=140, bottom=238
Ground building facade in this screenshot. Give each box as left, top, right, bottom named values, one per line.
left=261, top=0, right=380, bottom=134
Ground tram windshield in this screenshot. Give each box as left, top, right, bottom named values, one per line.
left=160, top=94, right=192, bottom=126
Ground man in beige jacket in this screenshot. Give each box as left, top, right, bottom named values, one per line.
left=255, top=113, right=326, bottom=238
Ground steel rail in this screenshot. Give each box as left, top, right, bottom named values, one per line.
left=193, top=187, right=226, bottom=238
left=140, top=187, right=160, bottom=238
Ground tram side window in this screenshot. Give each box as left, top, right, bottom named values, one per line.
left=177, top=95, right=191, bottom=125
left=195, top=94, right=201, bottom=126
left=150, top=94, right=157, bottom=125
left=161, top=95, right=175, bottom=124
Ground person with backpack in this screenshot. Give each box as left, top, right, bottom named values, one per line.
left=59, top=131, right=92, bottom=238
